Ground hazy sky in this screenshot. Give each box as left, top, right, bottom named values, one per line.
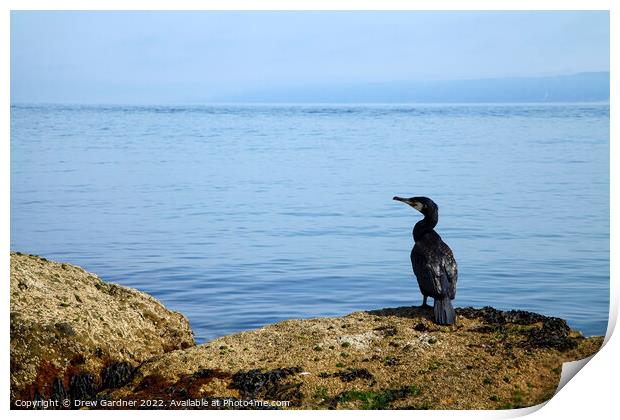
left=11, top=11, right=609, bottom=104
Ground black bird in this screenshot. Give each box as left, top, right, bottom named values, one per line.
left=393, top=196, right=458, bottom=325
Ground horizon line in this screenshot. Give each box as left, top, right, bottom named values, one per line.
left=10, top=100, right=612, bottom=107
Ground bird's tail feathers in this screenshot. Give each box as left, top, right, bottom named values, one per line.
left=434, top=297, right=456, bottom=325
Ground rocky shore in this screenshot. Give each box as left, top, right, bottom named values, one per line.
left=10, top=252, right=603, bottom=409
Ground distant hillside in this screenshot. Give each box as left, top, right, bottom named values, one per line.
left=235, top=72, right=609, bottom=103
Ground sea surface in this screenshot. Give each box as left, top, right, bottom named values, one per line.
left=11, top=103, right=609, bottom=342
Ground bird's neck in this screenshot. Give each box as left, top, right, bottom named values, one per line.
left=413, top=212, right=438, bottom=242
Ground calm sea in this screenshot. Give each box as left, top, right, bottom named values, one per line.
left=10, top=103, right=609, bottom=342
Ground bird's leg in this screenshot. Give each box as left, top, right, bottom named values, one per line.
left=421, top=296, right=431, bottom=308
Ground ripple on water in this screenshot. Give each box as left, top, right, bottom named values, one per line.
left=10, top=103, right=609, bottom=341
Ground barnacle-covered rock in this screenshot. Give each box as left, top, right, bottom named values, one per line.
left=10, top=252, right=195, bottom=406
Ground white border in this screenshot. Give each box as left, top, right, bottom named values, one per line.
left=3, top=2, right=616, bottom=419
left=2, top=1, right=616, bottom=11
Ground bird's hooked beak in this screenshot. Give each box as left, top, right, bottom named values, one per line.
left=393, top=196, right=423, bottom=212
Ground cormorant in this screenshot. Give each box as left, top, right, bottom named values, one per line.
left=393, top=196, right=458, bottom=325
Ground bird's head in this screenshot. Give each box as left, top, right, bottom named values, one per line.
left=393, top=196, right=438, bottom=216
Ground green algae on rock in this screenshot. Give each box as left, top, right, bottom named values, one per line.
left=10, top=252, right=195, bottom=405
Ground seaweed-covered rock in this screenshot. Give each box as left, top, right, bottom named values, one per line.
left=231, top=367, right=303, bottom=403
left=101, top=362, right=135, bottom=389
left=104, top=304, right=602, bottom=410
left=458, top=306, right=578, bottom=350
left=10, top=252, right=195, bottom=405
left=459, top=306, right=549, bottom=325
left=319, top=368, right=375, bottom=383
left=69, top=373, right=98, bottom=401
